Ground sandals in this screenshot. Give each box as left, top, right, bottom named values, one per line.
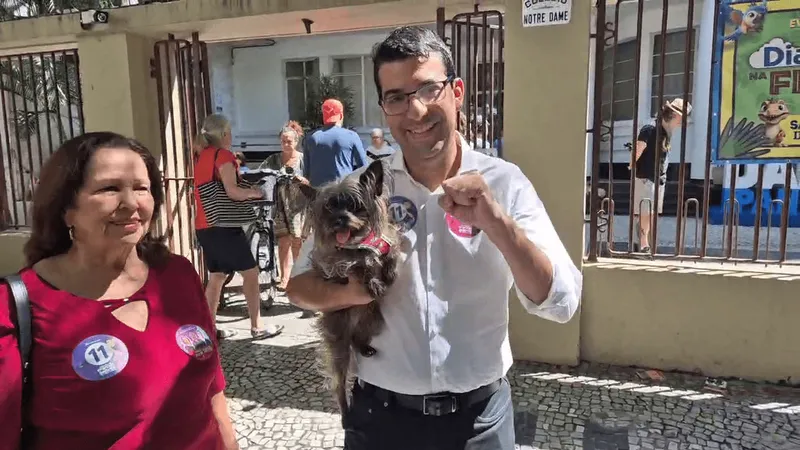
left=251, top=324, right=284, bottom=340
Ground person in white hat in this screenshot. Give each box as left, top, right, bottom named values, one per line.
left=630, top=98, right=692, bottom=253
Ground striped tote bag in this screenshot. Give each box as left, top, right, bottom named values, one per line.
left=196, top=148, right=257, bottom=228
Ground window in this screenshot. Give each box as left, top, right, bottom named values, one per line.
left=651, top=29, right=695, bottom=117
left=285, top=59, right=319, bottom=122
left=600, top=40, right=637, bottom=122
left=331, top=56, right=385, bottom=129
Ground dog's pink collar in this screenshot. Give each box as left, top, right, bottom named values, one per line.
left=337, top=230, right=391, bottom=256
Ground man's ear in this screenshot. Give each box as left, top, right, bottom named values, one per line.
left=452, top=78, right=465, bottom=110
left=359, top=160, right=384, bottom=197
left=299, top=183, right=317, bottom=201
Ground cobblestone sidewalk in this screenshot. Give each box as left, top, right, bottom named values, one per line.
left=217, top=299, right=800, bottom=450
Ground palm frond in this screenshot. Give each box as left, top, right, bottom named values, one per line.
left=1, top=54, right=81, bottom=138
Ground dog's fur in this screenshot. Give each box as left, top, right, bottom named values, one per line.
left=299, top=160, right=400, bottom=413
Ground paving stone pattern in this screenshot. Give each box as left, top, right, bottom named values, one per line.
left=217, top=298, right=800, bottom=450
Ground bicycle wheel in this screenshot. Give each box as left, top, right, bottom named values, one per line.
left=250, top=226, right=277, bottom=309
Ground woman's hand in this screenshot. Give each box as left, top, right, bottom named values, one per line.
left=248, top=188, right=264, bottom=200
left=294, top=175, right=309, bottom=186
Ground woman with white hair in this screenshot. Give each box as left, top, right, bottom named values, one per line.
left=366, top=128, right=394, bottom=159
left=193, top=114, right=283, bottom=340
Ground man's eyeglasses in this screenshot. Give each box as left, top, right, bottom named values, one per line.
left=379, top=76, right=455, bottom=116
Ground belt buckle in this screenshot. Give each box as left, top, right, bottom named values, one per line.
left=422, top=394, right=458, bottom=416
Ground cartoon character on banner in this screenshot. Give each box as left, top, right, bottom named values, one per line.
left=722, top=0, right=769, bottom=42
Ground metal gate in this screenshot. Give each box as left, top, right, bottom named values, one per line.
left=438, top=6, right=505, bottom=158
left=0, top=48, right=84, bottom=230
left=151, top=33, right=212, bottom=273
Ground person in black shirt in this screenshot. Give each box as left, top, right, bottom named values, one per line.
left=631, top=98, right=692, bottom=252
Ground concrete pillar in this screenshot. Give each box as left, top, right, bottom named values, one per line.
left=77, top=33, right=162, bottom=156
left=504, top=0, right=591, bottom=365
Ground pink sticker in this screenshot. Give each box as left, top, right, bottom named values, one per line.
left=445, top=213, right=480, bottom=238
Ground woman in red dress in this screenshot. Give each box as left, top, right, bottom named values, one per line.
left=0, top=132, right=238, bottom=450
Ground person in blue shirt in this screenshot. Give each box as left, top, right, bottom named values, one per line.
left=303, top=99, right=367, bottom=187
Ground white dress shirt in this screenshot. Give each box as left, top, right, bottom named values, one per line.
left=291, top=138, right=582, bottom=395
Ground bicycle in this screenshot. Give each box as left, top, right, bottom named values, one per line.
left=217, top=166, right=299, bottom=311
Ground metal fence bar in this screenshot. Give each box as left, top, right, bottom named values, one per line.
left=0, top=48, right=84, bottom=229
left=752, top=165, right=765, bottom=261
left=700, top=0, right=722, bottom=258
left=40, top=54, right=55, bottom=161
left=0, top=64, right=19, bottom=227
left=674, top=0, right=695, bottom=256
left=49, top=52, right=65, bottom=147
left=588, top=0, right=607, bottom=261
left=649, top=0, right=669, bottom=257
left=779, top=163, right=792, bottom=263
left=725, top=165, right=738, bottom=258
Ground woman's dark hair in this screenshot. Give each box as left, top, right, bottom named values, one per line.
left=371, top=26, right=456, bottom=97
left=24, top=132, right=170, bottom=267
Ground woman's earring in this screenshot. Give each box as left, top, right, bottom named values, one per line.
left=68, top=226, right=75, bottom=241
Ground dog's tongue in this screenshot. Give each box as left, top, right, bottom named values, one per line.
left=336, top=230, right=351, bottom=244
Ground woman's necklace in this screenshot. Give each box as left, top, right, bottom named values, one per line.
left=282, top=151, right=298, bottom=167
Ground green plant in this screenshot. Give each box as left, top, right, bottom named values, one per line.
left=1, top=0, right=123, bottom=21
left=300, top=75, right=357, bottom=132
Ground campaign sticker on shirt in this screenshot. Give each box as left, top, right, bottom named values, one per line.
left=388, top=196, right=418, bottom=233
left=445, top=213, right=480, bottom=238
left=71, top=334, right=129, bottom=381
left=175, top=324, right=214, bottom=360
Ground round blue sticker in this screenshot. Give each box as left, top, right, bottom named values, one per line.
left=388, top=196, right=418, bottom=233
left=71, top=334, right=129, bottom=381
left=175, top=324, right=214, bottom=360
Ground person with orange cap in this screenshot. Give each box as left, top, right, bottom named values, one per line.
left=303, top=98, right=368, bottom=187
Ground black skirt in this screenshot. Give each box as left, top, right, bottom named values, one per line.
left=196, top=227, right=256, bottom=274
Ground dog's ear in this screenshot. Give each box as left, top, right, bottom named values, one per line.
left=359, top=160, right=384, bottom=197
left=298, top=183, right=317, bottom=201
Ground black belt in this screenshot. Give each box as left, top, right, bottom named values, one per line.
left=356, top=378, right=502, bottom=417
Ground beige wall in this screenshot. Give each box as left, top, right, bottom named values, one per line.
left=503, top=0, right=589, bottom=365
left=0, top=231, right=29, bottom=275
left=78, top=33, right=162, bottom=154
left=581, top=263, right=800, bottom=382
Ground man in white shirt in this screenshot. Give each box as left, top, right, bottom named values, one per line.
left=287, top=26, right=581, bottom=450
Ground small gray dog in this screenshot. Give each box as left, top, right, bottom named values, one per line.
left=299, top=160, right=401, bottom=413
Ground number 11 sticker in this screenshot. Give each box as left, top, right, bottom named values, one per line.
left=71, top=334, right=129, bottom=381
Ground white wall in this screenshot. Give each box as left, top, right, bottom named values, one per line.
left=207, top=21, right=501, bottom=153
left=208, top=27, right=435, bottom=151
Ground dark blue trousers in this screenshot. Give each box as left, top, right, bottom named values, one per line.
left=343, top=378, right=515, bottom=450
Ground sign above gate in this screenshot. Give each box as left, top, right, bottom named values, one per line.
left=522, top=0, right=571, bottom=28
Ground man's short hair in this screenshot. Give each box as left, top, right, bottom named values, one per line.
left=371, top=26, right=456, bottom=99
left=371, top=128, right=384, bottom=138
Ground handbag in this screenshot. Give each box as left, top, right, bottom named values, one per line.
left=3, top=274, right=33, bottom=448
left=196, top=148, right=258, bottom=228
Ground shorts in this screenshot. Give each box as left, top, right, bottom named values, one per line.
left=633, top=178, right=665, bottom=215
left=196, top=227, right=256, bottom=274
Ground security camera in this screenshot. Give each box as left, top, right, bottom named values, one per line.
left=79, top=9, right=110, bottom=29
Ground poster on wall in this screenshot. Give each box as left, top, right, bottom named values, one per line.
left=711, top=0, right=800, bottom=164
left=522, top=0, right=572, bottom=28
